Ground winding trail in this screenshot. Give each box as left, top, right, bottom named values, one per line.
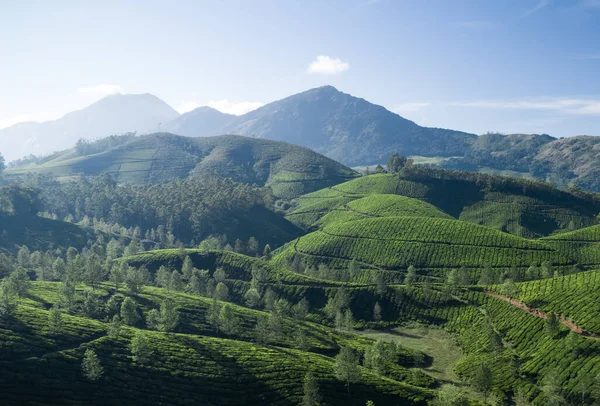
left=484, top=290, right=600, bottom=339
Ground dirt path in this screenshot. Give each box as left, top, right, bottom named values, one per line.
left=484, top=291, right=600, bottom=338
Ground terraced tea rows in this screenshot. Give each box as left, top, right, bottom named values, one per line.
left=273, top=216, right=571, bottom=273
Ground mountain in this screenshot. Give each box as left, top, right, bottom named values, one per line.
left=0, top=94, right=180, bottom=161
left=165, top=86, right=478, bottom=166
left=7, top=133, right=359, bottom=199
left=165, top=106, right=234, bottom=137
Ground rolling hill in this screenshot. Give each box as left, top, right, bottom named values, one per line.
left=7, top=133, right=359, bottom=199
left=287, top=171, right=600, bottom=238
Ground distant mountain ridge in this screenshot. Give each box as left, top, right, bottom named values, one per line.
left=0, top=93, right=179, bottom=161
left=3, top=86, right=600, bottom=192
left=165, top=86, right=477, bottom=165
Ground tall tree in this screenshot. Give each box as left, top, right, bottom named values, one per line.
left=0, top=281, right=17, bottom=318
left=47, top=306, right=65, bottom=335
left=81, top=349, right=104, bottom=381
left=405, top=265, right=417, bottom=286
left=214, top=282, right=229, bottom=301
left=262, top=244, right=272, bottom=261
left=545, top=312, right=560, bottom=338
left=246, top=237, right=259, bottom=257
left=472, top=363, right=493, bottom=402
left=130, top=332, right=152, bottom=365
left=373, top=302, right=382, bottom=322
left=219, top=304, right=240, bottom=337
left=302, top=372, right=322, bottom=406
left=333, top=347, right=361, bottom=395
left=120, top=297, right=140, bottom=326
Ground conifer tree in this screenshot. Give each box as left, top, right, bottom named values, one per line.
left=81, top=349, right=104, bottom=381
left=120, top=297, right=140, bottom=326
left=302, top=371, right=321, bottom=406
left=130, top=332, right=152, bottom=365
left=333, top=347, right=361, bottom=395
left=47, top=306, right=65, bottom=335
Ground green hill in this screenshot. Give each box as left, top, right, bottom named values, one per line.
left=272, top=216, right=573, bottom=278
left=0, top=214, right=100, bottom=254
left=7, top=133, right=359, bottom=199
left=288, top=171, right=600, bottom=238
left=0, top=281, right=432, bottom=405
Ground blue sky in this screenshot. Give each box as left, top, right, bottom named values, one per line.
left=1, top=0, right=600, bottom=137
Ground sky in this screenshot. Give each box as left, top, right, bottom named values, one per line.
left=1, top=0, right=600, bottom=137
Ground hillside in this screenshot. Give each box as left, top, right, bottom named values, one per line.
left=444, top=133, right=600, bottom=192
left=0, top=94, right=179, bottom=161
left=0, top=214, right=100, bottom=254
left=166, top=86, right=477, bottom=166
left=7, top=133, right=359, bottom=199
left=287, top=170, right=600, bottom=238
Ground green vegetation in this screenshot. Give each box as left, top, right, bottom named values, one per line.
left=7, top=133, right=359, bottom=199
left=288, top=168, right=600, bottom=238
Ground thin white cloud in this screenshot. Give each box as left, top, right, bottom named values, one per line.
left=77, top=84, right=122, bottom=95
left=307, top=55, right=350, bottom=75
left=449, top=97, right=600, bottom=116
left=0, top=111, right=64, bottom=130
left=391, top=102, right=431, bottom=115
left=521, top=0, right=550, bottom=18
left=177, top=100, right=265, bottom=115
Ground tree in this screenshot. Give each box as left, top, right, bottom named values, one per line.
left=541, top=261, right=554, bottom=279
left=154, top=265, right=170, bottom=289
left=566, top=330, right=579, bottom=355
left=513, top=386, right=531, bottom=406
left=268, top=309, right=284, bottom=340
left=246, top=237, right=259, bottom=256
left=120, top=297, right=140, bottom=326
left=0, top=153, right=5, bottom=175
left=107, top=315, right=122, bottom=338
left=81, top=349, right=104, bottom=381
left=82, top=289, right=101, bottom=317
left=502, top=279, right=519, bottom=298
left=302, top=371, right=321, bottom=406
left=293, top=297, right=310, bottom=320
left=254, top=316, right=271, bottom=345
left=457, top=266, right=471, bottom=285
left=181, top=256, right=194, bottom=281
left=214, top=282, right=229, bottom=301
left=478, top=265, right=495, bottom=285
left=17, top=245, right=31, bottom=268
left=387, top=152, right=407, bottom=173
left=158, top=299, right=179, bottom=332
left=219, top=304, right=240, bottom=337
left=213, top=267, right=227, bottom=283
left=0, top=281, right=17, bottom=318
left=333, top=347, right=361, bottom=395
left=262, top=244, right=272, bottom=261
left=244, top=288, right=262, bottom=308
left=363, top=340, right=386, bottom=375
left=169, top=270, right=185, bottom=291
left=52, top=258, right=67, bottom=281
left=374, top=164, right=386, bottom=174
left=373, top=302, right=382, bottom=322
left=545, top=312, right=560, bottom=338
left=541, top=370, right=565, bottom=406
left=526, top=264, right=539, bottom=281
left=47, top=306, right=65, bottom=335
left=8, top=266, right=30, bottom=297
left=125, top=267, right=144, bottom=294
left=130, top=332, right=152, bottom=365
left=472, top=363, right=493, bottom=402
left=405, top=265, right=417, bottom=286
left=372, top=271, right=387, bottom=295
left=431, top=384, right=468, bottom=406
left=234, top=239, right=245, bottom=254
left=84, top=254, right=105, bottom=289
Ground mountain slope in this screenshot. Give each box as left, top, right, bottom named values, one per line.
left=0, top=94, right=180, bottom=161
left=7, top=133, right=359, bottom=199
left=288, top=170, right=600, bottom=238
left=167, top=86, right=477, bottom=166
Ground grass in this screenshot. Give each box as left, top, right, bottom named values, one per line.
left=359, top=325, right=464, bottom=385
